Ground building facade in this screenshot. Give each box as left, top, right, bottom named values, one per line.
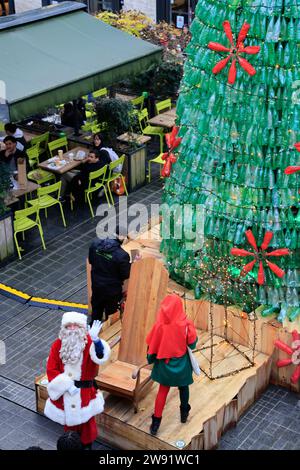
left=96, top=1, right=199, bottom=27
left=8, top=1, right=198, bottom=26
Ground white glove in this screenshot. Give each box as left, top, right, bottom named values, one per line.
left=68, top=385, right=80, bottom=396
left=89, top=320, right=103, bottom=342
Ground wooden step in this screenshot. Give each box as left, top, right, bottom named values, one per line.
left=97, top=361, right=151, bottom=396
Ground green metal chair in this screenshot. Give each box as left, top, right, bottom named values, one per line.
left=48, top=137, right=68, bottom=158
left=30, top=132, right=50, bottom=159
left=91, top=122, right=108, bottom=134
left=14, top=206, right=46, bottom=260
left=147, top=153, right=165, bottom=182
left=131, top=95, right=145, bottom=111
left=92, top=88, right=108, bottom=99
left=138, top=109, right=165, bottom=153
left=27, top=181, right=66, bottom=227
left=155, top=98, right=172, bottom=115
left=27, top=145, right=56, bottom=186
left=81, top=120, right=98, bottom=132
left=84, top=165, right=111, bottom=218
left=104, top=155, right=128, bottom=206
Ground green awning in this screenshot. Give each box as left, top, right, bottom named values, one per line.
left=0, top=4, right=162, bottom=121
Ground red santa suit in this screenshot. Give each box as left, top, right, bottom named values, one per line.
left=44, top=312, right=110, bottom=444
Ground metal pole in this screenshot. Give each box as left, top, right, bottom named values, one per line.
left=188, top=0, right=192, bottom=27
left=8, top=0, right=15, bottom=14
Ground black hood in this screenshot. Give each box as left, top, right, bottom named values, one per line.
left=93, top=238, right=121, bottom=253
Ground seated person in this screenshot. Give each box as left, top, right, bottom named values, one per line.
left=61, top=102, right=85, bottom=129
left=60, top=150, right=106, bottom=200
left=0, top=136, right=27, bottom=173
left=3, top=123, right=27, bottom=152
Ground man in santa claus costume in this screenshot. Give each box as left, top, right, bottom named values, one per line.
left=44, top=312, right=110, bottom=449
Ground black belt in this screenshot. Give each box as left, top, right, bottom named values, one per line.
left=74, top=380, right=98, bottom=389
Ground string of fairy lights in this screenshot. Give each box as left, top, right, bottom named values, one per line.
left=192, top=15, right=300, bottom=42
left=176, top=251, right=258, bottom=378
left=180, top=60, right=300, bottom=100
left=185, top=43, right=300, bottom=72
left=165, top=175, right=299, bottom=212
left=176, top=126, right=300, bottom=165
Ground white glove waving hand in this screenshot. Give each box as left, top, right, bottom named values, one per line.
left=88, top=320, right=103, bottom=342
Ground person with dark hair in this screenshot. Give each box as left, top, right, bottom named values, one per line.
left=3, top=123, right=27, bottom=151
left=0, top=136, right=27, bottom=173
left=61, top=102, right=85, bottom=130
left=92, top=134, right=111, bottom=166
left=57, top=431, right=83, bottom=451
left=60, top=150, right=104, bottom=200
left=88, top=226, right=131, bottom=325
left=61, top=103, right=76, bottom=128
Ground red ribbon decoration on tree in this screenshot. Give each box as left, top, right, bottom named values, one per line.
left=161, top=126, right=182, bottom=178
left=285, top=143, right=300, bottom=175
left=275, top=330, right=300, bottom=384
left=231, top=230, right=290, bottom=285
left=208, top=21, right=260, bottom=85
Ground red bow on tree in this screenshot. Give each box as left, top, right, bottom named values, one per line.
left=208, top=21, right=260, bottom=85
left=231, top=230, right=290, bottom=285
left=275, top=330, right=300, bottom=384
left=285, top=143, right=300, bottom=175
left=161, top=126, right=182, bottom=178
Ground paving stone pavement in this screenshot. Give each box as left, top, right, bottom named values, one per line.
left=0, top=176, right=300, bottom=450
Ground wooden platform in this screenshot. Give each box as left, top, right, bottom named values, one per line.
left=96, top=330, right=271, bottom=450
left=35, top=222, right=300, bottom=449
left=35, top=322, right=271, bottom=450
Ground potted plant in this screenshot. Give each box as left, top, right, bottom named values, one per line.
left=0, top=162, right=15, bottom=262
left=95, top=97, right=148, bottom=192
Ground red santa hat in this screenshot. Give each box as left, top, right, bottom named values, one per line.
left=61, top=312, right=87, bottom=329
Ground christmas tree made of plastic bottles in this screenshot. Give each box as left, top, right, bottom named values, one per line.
left=161, top=0, right=300, bottom=321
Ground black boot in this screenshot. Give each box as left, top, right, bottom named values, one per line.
left=180, top=404, right=191, bottom=423
left=150, top=415, right=162, bottom=436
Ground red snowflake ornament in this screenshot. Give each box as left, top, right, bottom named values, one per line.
left=275, top=331, right=300, bottom=384
left=161, top=126, right=182, bottom=178
left=231, top=230, right=290, bottom=285
left=208, top=21, right=260, bottom=85
left=285, top=142, right=300, bottom=175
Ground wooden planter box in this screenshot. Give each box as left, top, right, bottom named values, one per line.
left=116, top=143, right=146, bottom=193
left=0, top=211, right=15, bottom=262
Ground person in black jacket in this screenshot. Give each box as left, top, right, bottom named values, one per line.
left=88, top=226, right=131, bottom=324
left=4, top=123, right=27, bottom=151
left=0, top=136, right=27, bottom=173
left=60, top=150, right=107, bottom=200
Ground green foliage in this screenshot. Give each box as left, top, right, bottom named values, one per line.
left=95, top=98, right=137, bottom=141
left=130, top=61, right=183, bottom=99
left=0, top=163, right=11, bottom=216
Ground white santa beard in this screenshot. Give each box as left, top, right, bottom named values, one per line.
left=59, top=326, right=87, bottom=365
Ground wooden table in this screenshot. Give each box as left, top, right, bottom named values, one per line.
left=148, top=108, right=177, bottom=128
left=11, top=181, right=39, bottom=198
left=117, top=133, right=151, bottom=145
left=115, top=93, right=138, bottom=102
left=38, top=147, right=88, bottom=175
left=4, top=194, right=19, bottom=207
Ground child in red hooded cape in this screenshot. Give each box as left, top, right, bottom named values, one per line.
left=146, top=294, right=198, bottom=435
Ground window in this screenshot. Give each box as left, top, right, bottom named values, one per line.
left=171, top=0, right=197, bottom=27
left=95, top=0, right=115, bottom=11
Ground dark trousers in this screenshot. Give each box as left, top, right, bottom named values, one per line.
left=91, top=294, right=121, bottom=323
